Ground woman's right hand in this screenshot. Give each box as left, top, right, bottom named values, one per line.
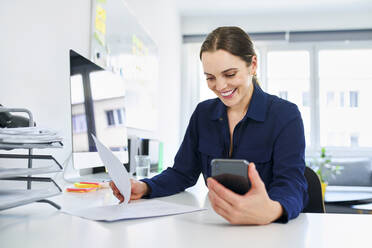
left=109, top=179, right=149, bottom=203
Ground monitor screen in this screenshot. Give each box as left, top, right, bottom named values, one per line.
left=69, top=50, right=128, bottom=170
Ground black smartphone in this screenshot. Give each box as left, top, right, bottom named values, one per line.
left=211, top=159, right=251, bottom=195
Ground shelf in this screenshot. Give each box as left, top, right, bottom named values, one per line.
left=0, top=154, right=63, bottom=179
left=0, top=141, right=63, bottom=150
left=0, top=107, right=63, bottom=210
left=0, top=177, right=62, bottom=211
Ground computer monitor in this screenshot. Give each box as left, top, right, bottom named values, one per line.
left=68, top=50, right=128, bottom=172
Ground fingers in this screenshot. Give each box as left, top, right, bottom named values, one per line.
left=109, top=181, right=119, bottom=192
left=248, top=163, right=265, bottom=191
left=208, top=182, right=238, bottom=224
left=207, top=177, right=240, bottom=206
left=116, top=193, right=124, bottom=203
left=208, top=187, right=233, bottom=212
left=109, top=181, right=124, bottom=203
left=110, top=179, right=146, bottom=203
left=211, top=204, right=232, bottom=223
left=112, top=189, right=124, bottom=203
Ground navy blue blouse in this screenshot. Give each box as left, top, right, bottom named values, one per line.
left=142, top=83, right=308, bottom=222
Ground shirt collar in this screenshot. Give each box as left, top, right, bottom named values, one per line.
left=210, top=82, right=268, bottom=122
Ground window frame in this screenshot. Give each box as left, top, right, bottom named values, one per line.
left=314, top=41, right=372, bottom=157
left=255, top=42, right=317, bottom=154
left=106, top=110, right=116, bottom=126
left=106, top=108, right=126, bottom=127
left=255, top=40, right=372, bottom=157
left=72, top=114, right=88, bottom=134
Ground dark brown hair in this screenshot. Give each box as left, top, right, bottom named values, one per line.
left=200, top=26, right=259, bottom=84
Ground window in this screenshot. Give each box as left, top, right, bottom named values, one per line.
left=106, top=108, right=126, bottom=127
left=302, top=92, right=310, bottom=107
left=350, top=133, right=359, bottom=148
left=349, top=91, right=358, bottom=108
left=106, top=111, right=115, bottom=126
left=116, top=109, right=123, bottom=124
left=72, top=114, right=87, bottom=133
left=326, top=92, right=335, bottom=107
left=267, top=50, right=311, bottom=146
left=340, top=92, right=345, bottom=107
left=319, top=49, right=372, bottom=147
left=279, top=91, right=288, bottom=100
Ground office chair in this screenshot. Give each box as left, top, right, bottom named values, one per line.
left=302, top=167, right=325, bottom=213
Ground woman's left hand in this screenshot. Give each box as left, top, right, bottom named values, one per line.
left=207, top=163, right=283, bottom=225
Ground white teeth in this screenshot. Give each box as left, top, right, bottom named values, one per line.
left=221, top=89, right=235, bottom=97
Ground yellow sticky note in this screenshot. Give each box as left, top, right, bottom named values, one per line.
left=95, top=17, right=106, bottom=35
left=96, top=5, right=106, bottom=21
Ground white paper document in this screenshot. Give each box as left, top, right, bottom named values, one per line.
left=64, top=135, right=206, bottom=221
left=92, top=134, right=131, bottom=205
left=63, top=199, right=206, bottom=221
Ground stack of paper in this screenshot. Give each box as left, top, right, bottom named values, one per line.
left=0, top=127, right=63, bottom=144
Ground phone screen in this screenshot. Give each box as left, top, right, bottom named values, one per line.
left=211, top=159, right=251, bottom=195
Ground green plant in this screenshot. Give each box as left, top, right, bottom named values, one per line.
left=308, top=147, right=343, bottom=183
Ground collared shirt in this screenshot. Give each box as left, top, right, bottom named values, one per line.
left=142, top=83, right=308, bottom=222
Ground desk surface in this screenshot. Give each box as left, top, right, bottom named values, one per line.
left=1, top=178, right=372, bottom=248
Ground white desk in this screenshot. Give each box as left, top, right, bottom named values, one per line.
left=1, top=179, right=372, bottom=248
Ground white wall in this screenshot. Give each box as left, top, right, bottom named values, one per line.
left=0, top=0, right=183, bottom=169
left=125, top=0, right=182, bottom=167
left=181, top=10, right=372, bottom=35
left=0, top=0, right=91, bottom=164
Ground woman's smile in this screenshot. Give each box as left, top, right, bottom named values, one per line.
left=220, top=88, right=237, bottom=98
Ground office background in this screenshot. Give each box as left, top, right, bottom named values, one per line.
left=0, top=0, right=372, bottom=174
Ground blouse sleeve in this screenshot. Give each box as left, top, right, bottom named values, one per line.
left=267, top=111, right=308, bottom=223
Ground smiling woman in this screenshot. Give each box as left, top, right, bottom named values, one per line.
left=110, top=26, right=309, bottom=225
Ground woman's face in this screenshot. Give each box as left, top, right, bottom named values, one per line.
left=201, top=49, right=257, bottom=109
